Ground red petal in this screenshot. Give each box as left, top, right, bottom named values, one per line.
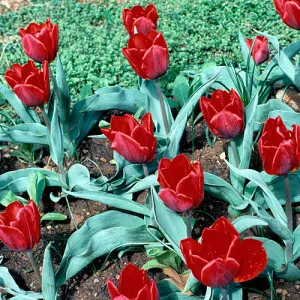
left=110, top=114, right=139, bottom=135
left=27, top=200, right=41, bottom=246
left=5, top=201, right=23, bottom=222
left=106, top=280, right=121, bottom=298
left=14, top=84, right=45, bottom=107
left=149, top=280, right=159, bottom=300
left=200, top=96, right=218, bottom=124
left=122, top=47, right=146, bottom=79
left=21, top=34, right=48, bottom=63
left=230, top=238, right=267, bottom=282
left=201, top=258, right=240, bottom=288
left=180, top=238, right=202, bottom=266
left=282, top=2, right=300, bottom=29
left=157, top=158, right=172, bottom=188
left=133, top=17, right=155, bottom=35
left=210, top=217, right=239, bottom=237
left=210, top=89, right=231, bottom=112
left=0, top=226, right=30, bottom=251
left=141, top=112, right=154, bottom=134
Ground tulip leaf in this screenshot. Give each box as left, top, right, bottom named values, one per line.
left=26, top=171, right=46, bottom=206
left=0, top=84, right=40, bottom=124
left=157, top=280, right=199, bottom=299
left=66, top=164, right=90, bottom=189
left=173, top=75, right=190, bottom=107
left=42, top=243, right=56, bottom=300
left=232, top=216, right=268, bottom=234
left=292, top=225, right=300, bottom=262
left=226, top=162, right=287, bottom=226
left=56, top=55, right=71, bottom=126
left=64, top=190, right=150, bottom=216
left=254, top=99, right=293, bottom=131
left=41, top=213, right=67, bottom=222
left=0, top=168, right=63, bottom=193
left=49, top=97, right=64, bottom=166
left=183, top=273, right=200, bottom=293
left=0, top=123, right=48, bottom=145
left=152, top=187, right=186, bottom=258
left=0, top=190, right=17, bottom=206
left=126, top=174, right=159, bottom=194
left=276, top=263, right=300, bottom=281
left=55, top=211, right=155, bottom=286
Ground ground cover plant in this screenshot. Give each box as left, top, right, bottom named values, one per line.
left=2, top=0, right=300, bottom=299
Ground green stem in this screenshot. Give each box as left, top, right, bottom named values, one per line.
left=26, top=251, right=42, bottom=288
left=155, top=80, right=170, bottom=135
left=39, top=106, right=51, bottom=133
left=221, top=288, right=228, bottom=300
left=142, top=163, right=152, bottom=211
left=230, top=139, right=240, bottom=168
left=185, top=210, right=191, bottom=238
left=284, top=174, right=293, bottom=260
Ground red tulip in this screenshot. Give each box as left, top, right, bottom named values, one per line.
left=0, top=200, right=41, bottom=252
left=157, top=154, right=204, bottom=212
left=180, top=217, right=267, bottom=288
left=19, top=18, right=59, bottom=63
left=122, top=29, right=169, bottom=80
left=274, top=0, right=300, bottom=29
left=258, top=116, right=300, bottom=176
left=200, top=89, right=245, bottom=139
left=5, top=60, right=50, bottom=107
left=101, top=113, right=156, bottom=164
left=123, top=4, right=159, bottom=35
left=107, top=264, right=159, bottom=300
left=246, top=36, right=270, bottom=64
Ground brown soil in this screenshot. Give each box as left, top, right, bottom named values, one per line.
left=1, top=112, right=300, bottom=299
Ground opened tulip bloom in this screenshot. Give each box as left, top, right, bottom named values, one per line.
left=123, top=4, right=159, bottom=35
left=274, top=0, right=300, bottom=29
left=246, top=36, right=269, bottom=64
left=19, top=18, right=59, bottom=63
left=5, top=60, right=50, bottom=107
left=200, top=89, right=245, bottom=139
left=122, top=29, right=169, bottom=80
left=157, top=154, right=204, bottom=212
left=0, top=200, right=41, bottom=252
left=102, top=113, right=156, bottom=164
left=258, top=116, right=300, bottom=176
left=107, top=263, right=159, bottom=300
left=180, top=217, right=267, bottom=288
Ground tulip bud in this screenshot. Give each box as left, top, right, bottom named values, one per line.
left=122, top=29, right=169, bottom=80
left=200, top=89, right=245, bottom=139
left=5, top=60, right=50, bottom=107
left=0, top=200, right=41, bottom=252
left=246, top=36, right=269, bottom=64
left=107, top=264, right=159, bottom=300
left=19, top=18, right=59, bottom=63
left=157, top=154, right=204, bottom=212
left=101, top=113, right=156, bottom=164
left=122, top=4, right=159, bottom=35
left=258, top=116, right=300, bottom=176
left=180, top=217, right=267, bottom=288
left=274, top=0, right=300, bottom=29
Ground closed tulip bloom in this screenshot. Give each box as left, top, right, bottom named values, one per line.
left=200, top=89, right=245, bottom=139
left=122, top=29, right=169, bottom=80
left=123, top=4, right=159, bottom=35
left=274, top=0, right=300, bottom=29
left=246, top=36, right=269, bottom=64
left=101, top=113, right=156, bottom=164
left=180, top=217, right=267, bottom=288
left=258, top=116, right=300, bottom=176
left=5, top=60, right=50, bottom=107
left=19, top=18, right=59, bottom=63
left=157, top=154, right=204, bottom=212
left=107, top=264, right=159, bottom=300
left=0, top=200, right=41, bottom=252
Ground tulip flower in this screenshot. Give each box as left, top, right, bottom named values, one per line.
left=258, top=116, right=300, bottom=176
left=157, top=154, right=204, bottom=212
left=5, top=60, right=50, bottom=107
left=107, top=263, right=159, bottom=300
left=200, top=89, right=245, bottom=139
left=101, top=113, right=156, bottom=164
left=0, top=200, right=41, bottom=252
left=180, top=217, right=267, bottom=288
left=123, top=4, right=159, bottom=35
left=246, top=36, right=269, bottom=64
left=19, top=18, right=59, bottom=63
left=274, top=0, right=300, bottom=29
left=122, top=29, right=169, bottom=80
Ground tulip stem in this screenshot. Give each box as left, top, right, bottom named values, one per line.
left=230, top=140, right=240, bottom=168
left=221, top=288, right=228, bottom=300
left=155, top=80, right=170, bottom=135
left=142, top=163, right=152, bottom=211
left=185, top=210, right=192, bottom=238
left=39, top=106, right=51, bottom=133
left=26, top=251, right=42, bottom=289
left=284, top=174, right=293, bottom=260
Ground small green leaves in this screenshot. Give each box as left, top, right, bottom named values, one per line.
left=26, top=172, right=46, bottom=205
left=173, top=75, right=189, bottom=107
